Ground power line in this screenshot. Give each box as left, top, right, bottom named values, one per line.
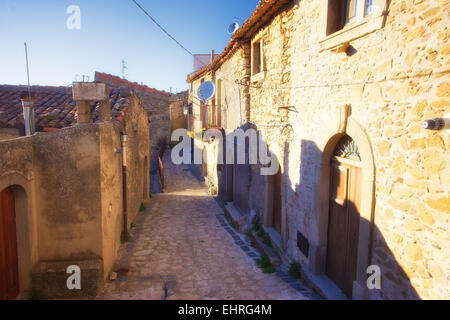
left=131, top=0, right=194, bottom=56
left=131, top=0, right=214, bottom=70
left=131, top=0, right=448, bottom=92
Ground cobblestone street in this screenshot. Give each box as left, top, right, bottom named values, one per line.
left=97, top=154, right=309, bottom=300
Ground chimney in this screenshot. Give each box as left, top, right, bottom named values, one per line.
left=210, top=50, right=215, bottom=64
left=72, top=82, right=109, bottom=123
left=20, top=91, right=36, bottom=136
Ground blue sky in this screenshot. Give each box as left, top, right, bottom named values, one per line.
left=0, top=0, right=259, bottom=93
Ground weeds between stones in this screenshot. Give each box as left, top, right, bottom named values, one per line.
left=256, top=254, right=276, bottom=274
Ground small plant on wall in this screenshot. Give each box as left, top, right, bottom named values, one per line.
left=120, top=231, right=130, bottom=244
left=140, top=203, right=146, bottom=212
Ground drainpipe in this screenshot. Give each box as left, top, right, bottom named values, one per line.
left=20, top=92, right=36, bottom=136
left=121, top=133, right=129, bottom=235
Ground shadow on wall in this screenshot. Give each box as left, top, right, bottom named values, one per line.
left=213, top=124, right=420, bottom=299
left=289, top=139, right=420, bottom=300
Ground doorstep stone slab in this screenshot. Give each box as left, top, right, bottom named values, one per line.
left=31, top=258, right=103, bottom=299
left=224, top=202, right=248, bottom=231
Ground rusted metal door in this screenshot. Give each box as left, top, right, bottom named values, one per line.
left=272, top=167, right=282, bottom=233
left=326, top=156, right=362, bottom=298
left=0, top=188, right=20, bottom=300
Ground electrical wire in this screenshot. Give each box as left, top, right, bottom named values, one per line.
left=131, top=0, right=449, bottom=92
left=131, top=0, right=209, bottom=70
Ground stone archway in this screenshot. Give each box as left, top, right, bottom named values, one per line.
left=313, top=116, right=375, bottom=300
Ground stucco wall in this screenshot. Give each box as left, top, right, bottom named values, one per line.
left=0, top=92, right=151, bottom=293
left=33, top=125, right=103, bottom=262
left=0, top=128, right=21, bottom=141
left=122, top=95, right=151, bottom=225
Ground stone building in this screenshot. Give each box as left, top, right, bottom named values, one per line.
left=0, top=82, right=150, bottom=299
left=169, top=91, right=189, bottom=136
left=187, top=0, right=449, bottom=300
left=95, top=72, right=171, bottom=152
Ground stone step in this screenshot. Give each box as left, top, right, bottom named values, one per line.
left=224, top=202, right=248, bottom=232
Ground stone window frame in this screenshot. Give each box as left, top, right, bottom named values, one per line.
left=319, top=0, right=389, bottom=52
left=251, top=35, right=265, bottom=82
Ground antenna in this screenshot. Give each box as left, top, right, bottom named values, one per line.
left=234, top=17, right=244, bottom=22
left=24, top=43, right=32, bottom=101
left=122, top=59, right=128, bottom=79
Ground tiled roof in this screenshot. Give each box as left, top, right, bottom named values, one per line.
left=188, top=0, right=291, bottom=82
left=95, top=72, right=171, bottom=98
left=0, top=85, right=130, bottom=132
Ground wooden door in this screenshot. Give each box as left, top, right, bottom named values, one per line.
left=273, top=167, right=282, bottom=233
left=326, top=156, right=362, bottom=298
left=0, top=188, right=20, bottom=300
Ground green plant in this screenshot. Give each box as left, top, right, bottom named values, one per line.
left=246, top=228, right=253, bottom=237
left=256, top=254, right=276, bottom=274
left=121, top=231, right=130, bottom=244
left=256, top=225, right=272, bottom=247
left=130, top=222, right=136, bottom=229
left=139, top=203, right=146, bottom=212
left=252, top=219, right=262, bottom=233
left=149, top=192, right=153, bottom=199
left=312, top=288, right=325, bottom=299
left=289, top=260, right=302, bottom=280
left=29, top=288, right=47, bottom=300
left=261, top=232, right=272, bottom=247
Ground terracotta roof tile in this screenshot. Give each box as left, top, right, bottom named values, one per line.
left=95, top=72, right=171, bottom=98
left=0, top=84, right=133, bottom=132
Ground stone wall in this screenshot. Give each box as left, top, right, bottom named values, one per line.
left=0, top=128, right=21, bottom=141
left=95, top=75, right=170, bottom=150
left=188, top=0, right=449, bottom=300
left=169, top=91, right=188, bottom=135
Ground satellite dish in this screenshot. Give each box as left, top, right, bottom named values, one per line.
left=228, top=22, right=240, bottom=35
left=197, top=81, right=216, bottom=102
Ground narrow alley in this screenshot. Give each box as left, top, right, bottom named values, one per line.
left=97, top=153, right=311, bottom=300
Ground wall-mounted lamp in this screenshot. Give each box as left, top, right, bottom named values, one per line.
left=423, top=114, right=450, bottom=133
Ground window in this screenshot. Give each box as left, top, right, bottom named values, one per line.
left=320, top=0, right=386, bottom=51
left=345, top=0, right=357, bottom=26
left=326, top=0, right=375, bottom=35
left=251, top=40, right=264, bottom=77
left=365, top=0, right=373, bottom=16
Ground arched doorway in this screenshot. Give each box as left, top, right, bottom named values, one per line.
left=326, top=135, right=362, bottom=298
left=0, top=187, right=20, bottom=300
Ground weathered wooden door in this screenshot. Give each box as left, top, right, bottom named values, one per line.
left=0, top=188, right=20, bottom=300
left=272, top=167, right=282, bottom=233
left=326, top=136, right=362, bottom=298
